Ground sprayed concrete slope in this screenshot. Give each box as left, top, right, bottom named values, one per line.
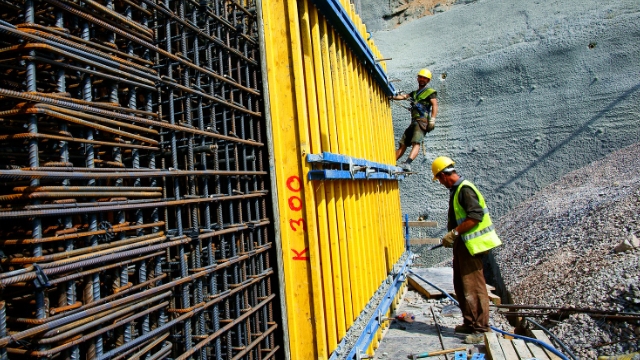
left=367, top=0, right=640, bottom=253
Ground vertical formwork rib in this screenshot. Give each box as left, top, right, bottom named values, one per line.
left=0, top=0, right=280, bottom=359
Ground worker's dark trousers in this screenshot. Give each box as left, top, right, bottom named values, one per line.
left=452, top=240, right=490, bottom=333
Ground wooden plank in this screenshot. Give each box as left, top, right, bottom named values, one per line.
left=498, top=338, right=519, bottom=360
left=527, top=342, right=551, bottom=360
left=407, top=267, right=455, bottom=298
left=530, top=330, right=562, bottom=360
left=409, top=237, right=440, bottom=245
left=484, top=332, right=507, bottom=360
left=511, top=339, right=533, bottom=359
left=407, top=276, right=440, bottom=299
left=487, top=291, right=502, bottom=305
left=405, top=221, right=438, bottom=228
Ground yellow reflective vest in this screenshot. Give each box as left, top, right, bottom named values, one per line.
left=410, top=87, right=436, bottom=120
left=453, top=180, right=502, bottom=255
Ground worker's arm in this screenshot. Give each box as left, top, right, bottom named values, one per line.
left=389, top=93, right=410, bottom=101
left=441, top=187, right=483, bottom=248
left=429, top=98, right=438, bottom=119
left=454, top=218, right=480, bottom=235
left=441, top=218, right=480, bottom=248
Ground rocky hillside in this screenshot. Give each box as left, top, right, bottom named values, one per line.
left=359, top=0, right=460, bottom=31
left=494, top=142, right=640, bottom=358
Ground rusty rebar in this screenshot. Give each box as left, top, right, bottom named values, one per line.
left=0, top=1, right=276, bottom=358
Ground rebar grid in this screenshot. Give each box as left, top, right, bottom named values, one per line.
left=0, top=0, right=278, bottom=359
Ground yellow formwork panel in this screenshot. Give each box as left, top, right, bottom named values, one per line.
left=260, top=0, right=406, bottom=357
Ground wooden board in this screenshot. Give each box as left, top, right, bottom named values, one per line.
left=404, top=221, right=438, bottom=227
left=530, top=330, right=562, bottom=360
left=486, top=331, right=562, bottom=360
left=407, top=267, right=455, bottom=297
left=409, top=237, right=440, bottom=245
left=498, top=338, right=519, bottom=360
left=487, top=292, right=501, bottom=305
left=527, top=342, right=551, bottom=360
left=408, top=267, right=501, bottom=304
left=484, top=332, right=507, bottom=360
left=511, top=339, right=533, bottom=359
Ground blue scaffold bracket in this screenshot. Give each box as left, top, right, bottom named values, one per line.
left=306, top=152, right=406, bottom=181
left=454, top=351, right=468, bottom=360
left=470, top=354, right=486, bottom=360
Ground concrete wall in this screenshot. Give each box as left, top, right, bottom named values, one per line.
left=367, top=0, right=640, bottom=245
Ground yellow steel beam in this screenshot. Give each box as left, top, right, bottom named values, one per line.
left=326, top=27, right=354, bottom=327
left=307, top=1, right=346, bottom=346
left=316, top=15, right=352, bottom=340
left=334, top=36, right=363, bottom=320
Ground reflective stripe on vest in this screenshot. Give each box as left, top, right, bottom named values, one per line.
left=453, top=180, right=502, bottom=255
left=412, top=87, right=436, bottom=102
left=461, top=224, right=495, bottom=242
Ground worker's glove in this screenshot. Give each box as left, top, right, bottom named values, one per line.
left=426, top=118, right=436, bottom=132
left=440, top=230, right=457, bottom=248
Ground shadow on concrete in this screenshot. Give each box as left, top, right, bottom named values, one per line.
left=388, top=320, right=467, bottom=339
left=495, top=81, right=640, bottom=193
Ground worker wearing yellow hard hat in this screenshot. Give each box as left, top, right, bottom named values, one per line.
left=431, top=156, right=502, bottom=344
left=431, top=155, right=455, bottom=181
left=389, top=68, right=438, bottom=172
left=417, top=68, right=432, bottom=79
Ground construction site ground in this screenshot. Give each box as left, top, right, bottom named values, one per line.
left=373, top=267, right=526, bottom=360
left=374, top=289, right=482, bottom=359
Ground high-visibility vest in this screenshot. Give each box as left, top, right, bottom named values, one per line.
left=411, top=87, right=436, bottom=120
left=453, top=180, right=502, bottom=256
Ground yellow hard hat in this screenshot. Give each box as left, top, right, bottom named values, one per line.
left=417, top=68, right=432, bottom=79
left=431, top=156, right=455, bottom=180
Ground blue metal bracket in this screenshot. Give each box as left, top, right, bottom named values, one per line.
left=308, top=0, right=397, bottom=96
left=306, top=152, right=406, bottom=181
left=455, top=351, right=468, bottom=360
left=470, top=354, right=486, bottom=360
left=329, top=252, right=412, bottom=360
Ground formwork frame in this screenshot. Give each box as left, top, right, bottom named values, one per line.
left=259, top=0, right=408, bottom=358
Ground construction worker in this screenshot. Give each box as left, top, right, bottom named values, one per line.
left=389, top=68, right=438, bottom=171
left=431, top=156, right=502, bottom=344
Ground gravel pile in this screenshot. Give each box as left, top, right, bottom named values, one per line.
left=494, top=142, right=640, bottom=358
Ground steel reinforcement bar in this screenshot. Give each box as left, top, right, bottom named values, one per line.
left=0, top=1, right=279, bottom=360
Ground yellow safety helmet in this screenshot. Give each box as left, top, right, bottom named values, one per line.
left=431, top=156, right=455, bottom=180
left=417, top=68, right=432, bottom=79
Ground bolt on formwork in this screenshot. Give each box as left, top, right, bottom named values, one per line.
left=0, top=0, right=279, bottom=359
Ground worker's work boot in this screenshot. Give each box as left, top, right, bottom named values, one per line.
left=463, top=333, right=485, bottom=344
left=400, top=162, right=412, bottom=172
left=454, top=324, right=474, bottom=334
